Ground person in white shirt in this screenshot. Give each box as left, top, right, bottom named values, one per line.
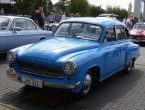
left=0, top=8, right=4, bottom=15
left=61, top=12, right=66, bottom=20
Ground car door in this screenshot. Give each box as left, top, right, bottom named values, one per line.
left=6, top=18, right=29, bottom=51
left=102, top=26, right=121, bottom=78
left=0, top=17, right=10, bottom=52
left=25, top=19, right=45, bottom=43
left=116, top=26, right=129, bottom=69
left=0, top=36, right=6, bottom=52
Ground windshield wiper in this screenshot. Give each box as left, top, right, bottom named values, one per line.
left=73, top=34, right=87, bottom=39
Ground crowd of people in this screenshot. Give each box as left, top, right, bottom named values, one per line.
left=31, top=7, right=80, bottom=30
left=30, top=6, right=142, bottom=31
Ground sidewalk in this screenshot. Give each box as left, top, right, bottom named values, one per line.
left=0, top=102, right=23, bottom=110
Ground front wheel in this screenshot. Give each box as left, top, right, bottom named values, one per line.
left=123, top=60, right=133, bottom=74
left=79, top=71, right=92, bottom=96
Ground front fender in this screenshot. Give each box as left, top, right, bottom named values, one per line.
left=56, top=48, right=105, bottom=82
left=10, top=43, right=34, bottom=58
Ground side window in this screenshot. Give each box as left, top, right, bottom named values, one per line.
left=116, top=26, right=127, bottom=40
left=15, top=18, right=27, bottom=30
left=104, top=26, right=116, bottom=42
left=26, top=19, right=37, bottom=30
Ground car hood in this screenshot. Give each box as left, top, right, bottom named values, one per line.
left=20, top=37, right=99, bottom=62
left=0, top=30, right=8, bottom=35
left=130, top=29, right=145, bottom=36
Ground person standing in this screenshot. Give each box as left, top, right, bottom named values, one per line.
left=0, top=8, right=4, bottom=15
left=61, top=12, right=66, bottom=20
left=48, top=12, right=55, bottom=23
left=35, top=7, right=45, bottom=29
left=31, top=10, right=39, bottom=22
left=55, top=12, right=60, bottom=23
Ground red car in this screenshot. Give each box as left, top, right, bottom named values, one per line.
left=130, top=23, right=145, bottom=43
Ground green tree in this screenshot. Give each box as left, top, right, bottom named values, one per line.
left=54, top=0, right=70, bottom=13
left=13, top=0, right=51, bottom=15
left=13, top=0, right=36, bottom=15
left=90, top=5, right=104, bottom=17
left=69, top=0, right=90, bottom=16
left=128, top=2, right=132, bottom=16
left=106, top=6, right=128, bottom=19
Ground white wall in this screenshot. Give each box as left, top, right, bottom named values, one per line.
left=0, top=0, right=11, bottom=4
left=133, top=0, right=141, bottom=19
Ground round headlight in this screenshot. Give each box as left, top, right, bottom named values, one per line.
left=63, top=61, right=76, bottom=75
left=7, top=51, right=16, bottom=63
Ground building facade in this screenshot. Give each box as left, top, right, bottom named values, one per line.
left=133, top=0, right=145, bottom=19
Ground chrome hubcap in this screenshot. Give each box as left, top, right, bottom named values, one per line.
left=82, top=74, right=92, bottom=94
left=127, top=61, right=132, bottom=71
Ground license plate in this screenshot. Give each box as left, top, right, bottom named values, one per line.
left=21, top=77, right=43, bottom=88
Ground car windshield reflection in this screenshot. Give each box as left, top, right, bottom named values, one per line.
left=0, top=17, right=10, bottom=30
left=54, top=22, right=102, bottom=42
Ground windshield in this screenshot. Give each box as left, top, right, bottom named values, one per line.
left=133, top=24, right=145, bottom=29
left=54, top=22, right=102, bottom=42
left=0, top=17, right=10, bottom=30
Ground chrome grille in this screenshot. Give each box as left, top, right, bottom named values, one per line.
left=18, top=61, right=64, bottom=78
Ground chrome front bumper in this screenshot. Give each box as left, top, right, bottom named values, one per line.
left=44, top=81, right=81, bottom=90
left=7, top=67, right=81, bottom=90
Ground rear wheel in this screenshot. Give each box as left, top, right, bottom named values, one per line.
left=123, top=60, right=133, bottom=74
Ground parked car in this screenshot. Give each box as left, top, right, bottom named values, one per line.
left=6, top=17, right=140, bottom=96
left=130, top=23, right=145, bottom=43
left=98, top=13, right=119, bottom=19
left=0, top=16, right=53, bottom=53
left=96, top=16, right=118, bottom=21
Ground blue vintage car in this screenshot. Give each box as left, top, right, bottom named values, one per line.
left=6, top=17, right=140, bottom=96
left=0, top=16, right=53, bottom=53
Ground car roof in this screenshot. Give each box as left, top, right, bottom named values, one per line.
left=98, top=13, right=119, bottom=17
left=0, top=15, right=30, bottom=19
left=62, top=17, right=125, bottom=27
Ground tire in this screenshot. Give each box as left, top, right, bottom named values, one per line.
left=123, top=60, right=133, bottom=74
left=39, top=38, right=45, bottom=41
left=78, top=70, right=92, bottom=97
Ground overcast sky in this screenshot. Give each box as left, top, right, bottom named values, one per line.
left=51, top=0, right=134, bottom=11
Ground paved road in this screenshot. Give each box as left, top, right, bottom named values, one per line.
left=0, top=45, right=145, bottom=110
